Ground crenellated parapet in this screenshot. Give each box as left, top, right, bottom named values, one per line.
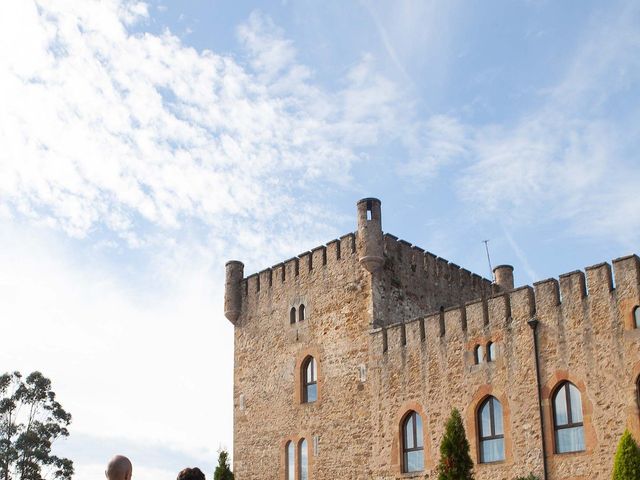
left=371, top=254, right=640, bottom=355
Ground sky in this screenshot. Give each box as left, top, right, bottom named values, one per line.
left=0, top=0, right=639, bottom=479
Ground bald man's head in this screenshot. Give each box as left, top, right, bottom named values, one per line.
left=105, top=455, right=132, bottom=480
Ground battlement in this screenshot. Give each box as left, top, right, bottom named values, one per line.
left=236, top=233, right=358, bottom=306
left=381, top=233, right=494, bottom=295
left=371, top=254, right=640, bottom=353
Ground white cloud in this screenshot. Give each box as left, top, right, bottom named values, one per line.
left=0, top=2, right=417, bottom=477
left=399, top=0, right=640, bottom=246
left=0, top=0, right=406, bottom=267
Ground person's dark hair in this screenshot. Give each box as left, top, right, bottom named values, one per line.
left=177, top=467, right=206, bottom=480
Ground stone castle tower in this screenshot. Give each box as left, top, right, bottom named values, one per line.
left=224, top=198, right=640, bottom=480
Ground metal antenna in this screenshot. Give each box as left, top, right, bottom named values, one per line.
left=483, top=239, right=494, bottom=281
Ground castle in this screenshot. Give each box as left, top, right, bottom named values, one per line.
left=224, top=198, right=640, bottom=480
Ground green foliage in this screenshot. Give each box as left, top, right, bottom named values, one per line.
left=437, top=408, right=474, bottom=480
left=514, top=474, right=540, bottom=480
left=0, top=372, right=73, bottom=480
left=213, top=449, right=234, bottom=480
left=612, top=430, right=640, bottom=480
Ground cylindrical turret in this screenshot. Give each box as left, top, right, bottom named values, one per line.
left=493, top=264, right=514, bottom=291
left=357, top=198, right=384, bottom=273
left=225, top=260, right=244, bottom=324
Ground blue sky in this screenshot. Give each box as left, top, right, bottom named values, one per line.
left=0, top=1, right=639, bottom=479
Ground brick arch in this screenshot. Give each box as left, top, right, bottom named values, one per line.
left=622, top=300, right=640, bottom=330
left=630, top=362, right=640, bottom=440
left=467, top=385, right=513, bottom=466
left=279, top=433, right=316, bottom=480
left=541, top=371, right=596, bottom=456
left=390, top=401, right=433, bottom=474
left=294, top=347, right=322, bottom=405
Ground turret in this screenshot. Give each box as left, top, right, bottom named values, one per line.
left=357, top=198, right=384, bottom=273
left=225, top=260, right=244, bottom=324
left=493, top=264, right=514, bottom=291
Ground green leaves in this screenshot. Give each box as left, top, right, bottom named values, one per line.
left=437, top=408, right=474, bottom=480
left=213, top=449, right=234, bottom=480
left=612, top=430, right=640, bottom=480
left=0, top=371, right=73, bottom=480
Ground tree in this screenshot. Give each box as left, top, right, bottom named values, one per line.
left=612, top=429, right=640, bottom=480
left=437, top=408, right=474, bottom=480
left=0, top=372, right=73, bottom=480
left=213, top=449, right=233, bottom=480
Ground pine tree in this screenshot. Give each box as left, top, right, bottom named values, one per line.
left=213, top=449, right=234, bottom=480
left=437, top=408, right=474, bottom=480
left=612, top=430, right=640, bottom=480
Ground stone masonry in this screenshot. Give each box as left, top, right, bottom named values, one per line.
left=224, top=198, right=640, bottom=480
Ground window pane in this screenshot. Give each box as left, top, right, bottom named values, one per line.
left=306, top=361, right=312, bottom=383
left=476, top=345, right=484, bottom=364
left=481, top=438, right=505, bottom=463
left=405, top=450, right=424, bottom=472
left=405, top=415, right=415, bottom=449
left=415, top=413, right=423, bottom=448
left=488, top=343, right=496, bottom=361
left=311, top=358, right=317, bottom=382
left=287, top=443, right=295, bottom=480
left=556, top=426, right=585, bottom=453
left=554, top=385, right=568, bottom=426
left=306, top=384, right=317, bottom=403
left=480, top=402, right=491, bottom=436
left=635, top=307, right=640, bottom=328
left=568, top=384, right=583, bottom=423
left=299, top=440, right=308, bottom=480
left=493, top=399, right=504, bottom=435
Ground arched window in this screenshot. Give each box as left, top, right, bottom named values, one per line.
left=487, top=342, right=496, bottom=362
left=634, top=306, right=640, bottom=329
left=290, top=307, right=296, bottom=324
left=298, top=438, right=308, bottom=480
left=286, top=441, right=294, bottom=480
left=474, top=345, right=484, bottom=365
left=402, top=411, right=424, bottom=473
left=478, top=396, right=505, bottom=463
left=302, top=357, right=317, bottom=403
left=299, top=304, right=306, bottom=322
left=553, top=381, right=585, bottom=453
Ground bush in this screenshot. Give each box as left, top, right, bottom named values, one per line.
left=514, top=475, right=540, bottom=480
left=612, top=430, right=640, bottom=480
left=437, top=408, right=474, bottom=480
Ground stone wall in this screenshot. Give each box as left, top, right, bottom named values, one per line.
left=228, top=200, right=640, bottom=480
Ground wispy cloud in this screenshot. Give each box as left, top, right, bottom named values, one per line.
left=0, top=1, right=408, bottom=270
left=400, top=0, right=640, bottom=247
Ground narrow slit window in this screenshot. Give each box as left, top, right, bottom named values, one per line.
left=290, top=307, right=296, bottom=325
left=299, top=439, right=308, bottom=480
left=553, top=381, right=585, bottom=453
left=303, top=357, right=317, bottom=403
left=286, top=441, right=295, bottom=480
left=474, top=345, right=484, bottom=365
left=487, top=342, right=496, bottom=362
left=299, top=304, right=306, bottom=322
